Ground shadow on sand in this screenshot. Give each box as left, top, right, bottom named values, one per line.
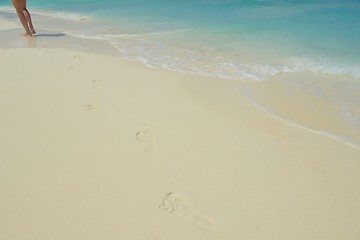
left=25, top=33, right=66, bottom=47
left=0, top=28, right=67, bottom=48
left=34, top=33, right=66, bottom=38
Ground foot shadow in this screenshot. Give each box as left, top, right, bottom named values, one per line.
left=26, top=33, right=66, bottom=47
left=34, top=33, right=66, bottom=37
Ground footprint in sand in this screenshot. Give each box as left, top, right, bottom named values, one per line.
left=67, top=56, right=81, bottom=71
left=160, top=192, right=213, bottom=229
left=91, top=79, right=100, bottom=89
left=83, top=104, right=97, bottom=111
left=136, top=129, right=156, bottom=154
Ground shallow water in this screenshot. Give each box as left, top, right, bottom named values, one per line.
left=1, top=0, right=360, bottom=147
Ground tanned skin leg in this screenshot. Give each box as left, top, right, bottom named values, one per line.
left=23, top=9, right=36, bottom=34
left=11, top=0, right=35, bottom=37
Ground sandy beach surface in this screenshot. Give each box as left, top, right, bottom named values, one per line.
left=1, top=15, right=360, bottom=240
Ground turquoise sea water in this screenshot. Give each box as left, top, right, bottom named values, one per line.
left=1, top=0, right=360, bottom=146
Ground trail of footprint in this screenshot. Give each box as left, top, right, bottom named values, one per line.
left=136, top=129, right=156, bottom=154
left=160, top=192, right=213, bottom=229
left=83, top=104, right=97, bottom=111
left=67, top=56, right=82, bottom=71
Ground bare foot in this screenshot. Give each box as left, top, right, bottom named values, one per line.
left=20, top=32, right=33, bottom=38
left=30, top=27, right=36, bottom=34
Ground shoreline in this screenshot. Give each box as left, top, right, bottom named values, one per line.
left=2, top=9, right=359, bottom=149
left=1, top=14, right=360, bottom=240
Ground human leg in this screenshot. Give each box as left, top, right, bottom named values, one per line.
left=11, top=0, right=33, bottom=37
left=23, top=9, right=36, bottom=34
left=16, top=10, right=32, bottom=37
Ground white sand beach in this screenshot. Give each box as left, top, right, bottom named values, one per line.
left=1, top=16, right=360, bottom=240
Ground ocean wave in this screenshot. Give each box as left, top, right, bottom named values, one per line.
left=106, top=33, right=360, bottom=81
left=1, top=6, right=89, bottom=21
left=285, top=57, right=360, bottom=79
left=34, top=10, right=89, bottom=21
left=10, top=8, right=88, bottom=22
left=104, top=29, right=194, bottom=38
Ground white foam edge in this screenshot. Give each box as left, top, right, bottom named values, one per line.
left=239, top=86, right=360, bottom=150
